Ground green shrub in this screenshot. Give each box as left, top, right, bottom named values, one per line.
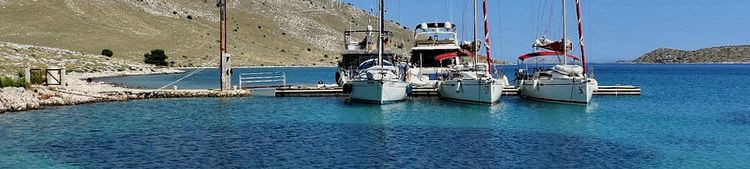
left=0, top=77, right=12, bottom=87
left=16, top=78, right=29, bottom=88
left=144, top=49, right=169, bottom=66
left=30, top=71, right=45, bottom=85
left=101, top=49, right=113, bottom=57
left=0, top=76, right=29, bottom=88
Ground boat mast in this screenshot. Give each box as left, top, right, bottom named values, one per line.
left=561, top=0, right=567, bottom=65
left=378, top=0, right=384, bottom=69
left=473, top=0, right=478, bottom=72
left=575, top=0, right=587, bottom=74
left=482, top=0, right=492, bottom=74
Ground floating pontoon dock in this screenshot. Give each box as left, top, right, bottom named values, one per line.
left=238, top=71, right=640, bottom=97
left=273, top=85, right=640, bottom=97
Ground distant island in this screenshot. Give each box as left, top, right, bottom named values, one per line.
left=633, top=45, right=750, bottom=64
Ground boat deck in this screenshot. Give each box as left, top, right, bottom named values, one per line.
left=274, top=85, right=640, bottom=97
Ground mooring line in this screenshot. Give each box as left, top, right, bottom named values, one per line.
left=157, top=67, right=207, bottom=90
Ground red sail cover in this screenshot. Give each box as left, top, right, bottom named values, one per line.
left=518, top=51, right=580, bottom=61
left=435, top=51, right=475, bottom=61
left=434, top=51, right=491, bottom=62
left=537, top=41, right=567, bottom=53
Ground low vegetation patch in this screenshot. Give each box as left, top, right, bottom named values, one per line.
left=144, top=49, right=169, bottom=66
left=29, top=71, right=45, bottom=85
left=0, top=73, right=29, bottom=88
left=101, top=49, right=113, bottom=57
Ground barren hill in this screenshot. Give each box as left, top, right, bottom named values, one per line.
left=0, top=0, right=414, bottom=67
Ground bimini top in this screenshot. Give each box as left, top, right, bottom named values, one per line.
left=518, top=51, right=580, bottom=61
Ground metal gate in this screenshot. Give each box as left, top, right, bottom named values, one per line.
left=46, top=67, right=63, bottom=85
left=238, top=72, right=287, bottom=89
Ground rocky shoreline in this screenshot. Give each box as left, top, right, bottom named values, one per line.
left=0, top=68, right=250, bottom=114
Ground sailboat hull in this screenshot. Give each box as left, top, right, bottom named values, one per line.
left=350, top=80, right=408, bottom=104
left=438, top=79, right=503, bottom=104
left=518, top=78, right=597, bottom=104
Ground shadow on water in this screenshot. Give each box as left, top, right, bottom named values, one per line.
left=719, top=111, right=750, bottom=125
left=26, top=121, right=659, bottom=168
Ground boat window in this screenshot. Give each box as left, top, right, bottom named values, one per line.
left=357, top=59, right=394, bottom=70
left=341, top=53, right=394, bottom=69
left=410, top=49, right=459, bottom=67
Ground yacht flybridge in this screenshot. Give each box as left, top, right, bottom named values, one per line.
left=345, top=0, right=409, bottom=104
left=437, top=0, right=506, bottom=104
left=515, top=0, right=597, bottom=104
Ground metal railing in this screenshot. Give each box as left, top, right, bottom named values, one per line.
left=238, top=72, right=287, bottom=89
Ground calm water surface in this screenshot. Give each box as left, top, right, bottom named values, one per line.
left=1, top=64, right=749, bottom=168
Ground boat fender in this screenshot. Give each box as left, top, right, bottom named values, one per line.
left=532, top=79, right=538, bottom=89
left=335, top=72, right=341, bottom=86
left=502, top=75, right=510, bottom=87
left=342, top=83, right=353, bottom=94
left=456, top=80, right=462, bottom=93
left=406, top=84, right=413, bottom=96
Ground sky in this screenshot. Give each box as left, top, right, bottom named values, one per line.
left=341, top=0, right=750, bottom=62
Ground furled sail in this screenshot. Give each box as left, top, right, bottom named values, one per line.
left=532, top=37, right=572, bottom=52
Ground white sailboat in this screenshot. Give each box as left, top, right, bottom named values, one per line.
left=515, top=0, right=598, bottom=104
left=336, top=26, right=395, bottom=86
left=437, top=0, right=505, bottom=104
left=346, top=0, right=408, bottom=104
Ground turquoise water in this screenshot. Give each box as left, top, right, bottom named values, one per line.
left=1, top=64, right=750, bottom=168
left=96, top=67, right=338, bottom=89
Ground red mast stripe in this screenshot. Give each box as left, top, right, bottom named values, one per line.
left=482, top=0, right=492, bottom=74
left=575, top=0, right=587, bottom=74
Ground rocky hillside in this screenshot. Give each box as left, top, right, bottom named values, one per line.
left=634, top=45, right=750, bottom=63
left=0, top=41, right=151, bottom=77
left=0, top=0, right=414, bottom=67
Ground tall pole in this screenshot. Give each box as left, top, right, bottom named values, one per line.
left=482, top=0, right=492, bottom=74
left=575, top=0, right=587, bottom=74
left=378, top=0, right=384, bottom=70
left=219, top=0, right=231, bottom=90
left=561, top=0, right=567, bottom=65
left=473, top=0, right=478, bottom=71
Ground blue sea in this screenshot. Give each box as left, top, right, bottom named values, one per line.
left=1, top=64, right=749, bottom=168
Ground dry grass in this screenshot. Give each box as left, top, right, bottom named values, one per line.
left=0, top=0, right=413, bottom=67
left=0, top=42, right=147, bottom=77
